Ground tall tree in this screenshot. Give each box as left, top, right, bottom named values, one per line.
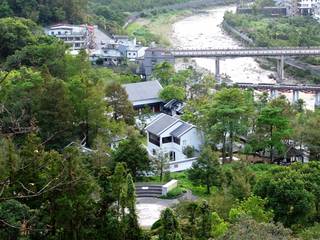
left=159, top=208, right=182, bottom=240
left=111, top=133, right=150, bottom=178
left=197, top=200, right=212, bottom=240
left=206, top=88, right=253, bottom=161
left=153, top=61, right=175, bottom=86
left=111, top=162, right=127, bottom=218
left=37, top=78, right=74, bottom=150
left=125, top=174, right=142, bottom=240
left=302, top=110, right=320, bottom=160
left=256, top=101, right=292, bottom=163
left=188, top=146, right=222, bottom=194
left=105, top=82, right=135, bottom=125
left=152, top=150, right=170, bottom=182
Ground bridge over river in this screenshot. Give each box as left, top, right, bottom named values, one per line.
left=143, top=47, right=320, bottom=82
left=231, top=82, right=320, bottom=107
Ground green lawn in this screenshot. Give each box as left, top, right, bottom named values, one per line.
left=140, top=163, right=280, bottom=198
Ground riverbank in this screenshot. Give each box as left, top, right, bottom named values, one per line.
left=126, top=10, right=193, bottom=46
left=222, top=12, right=320, bottom=83
left=123, top=0, right=238, bottom=29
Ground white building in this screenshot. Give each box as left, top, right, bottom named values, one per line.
left=298, top=0, right=316, bottom=14
left=46, top=24, right=94, bottom=50
left=127, top=46, right=148, bottom=61
left=145, top=114, right=204, bottom=172
left=313, top=2, right=320, bottom=19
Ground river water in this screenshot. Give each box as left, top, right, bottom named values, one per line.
left=170, top=5, right=315, bottom=109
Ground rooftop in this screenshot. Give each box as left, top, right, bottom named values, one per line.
left=145, top=114, right=179, bottom=135
left=123, top=80, right=163, bottom=103
left=170, top=123, right=193, bottom=138
left=145, top=114, right=194, bottom=137
left=48, top=24, right=87, bottom=34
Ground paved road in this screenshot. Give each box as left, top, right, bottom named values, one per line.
left=136, top=197, right=179, bottom=228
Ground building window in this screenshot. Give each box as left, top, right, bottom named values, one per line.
left=152, top=149, right=157, bottom=155
left=169, top=151, right=176, bottom=161
left=173, top=137, right=180, bottom=145
left=128, top=53, right=131, bottom=55
left=182, top=140, right=187, bottom=146
left=51, top=31, right=54, bottom=35
left=58, top=31, right=61, bottom=35
left=149, top=133, right=160, bottom=146
left=75, top=43, right=80, bottom=47
left=162, top=136, right=172, bottom=144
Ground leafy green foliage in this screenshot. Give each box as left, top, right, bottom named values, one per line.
left=188, top=146, right=222, bottom=194
left=220, top=217, right=295, bottom=240
left=105, top=82, right=135, bottom=125
left=224, top=12, right=320, bottom=47
left=229, top=195, right=274, bottom=223
left=160, top=84, right=186, bottom=101
left=3, top=0, right=88, bottom=25
left=0, top=17, right=39, bottom=59
left=111, top=133, right=150, bottom=178
left=159, top=208, right=182, bottom=240
left=254, top=167, right=316, bottom=227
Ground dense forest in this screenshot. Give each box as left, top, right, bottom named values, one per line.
left=92, top=0, right=193, bottom=12
left=0, top=0, right=88, bottom=25
left=1, top=0, right=320, bottom=239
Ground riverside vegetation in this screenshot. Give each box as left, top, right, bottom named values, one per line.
left=223, top=11, right=320, bottom=83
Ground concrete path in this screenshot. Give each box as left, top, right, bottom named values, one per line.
left=136, top=197, right=179, bottom=228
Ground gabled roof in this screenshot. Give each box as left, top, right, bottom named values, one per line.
left=145, top=113, right=194, bottom=137
left=170, top=123, right=193, bottom=138
left=145, top=114, right=179, bottom=136
left=123, top=80, right=163, bottom=103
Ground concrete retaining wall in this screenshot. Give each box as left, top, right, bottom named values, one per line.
left=222, top=21, right=254, bottom=45
left=162, top=179, right=178, bottom=195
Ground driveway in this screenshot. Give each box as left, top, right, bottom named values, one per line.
left=136, top=197, right=179, bottom=228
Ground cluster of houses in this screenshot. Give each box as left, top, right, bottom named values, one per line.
left=48, top=24, right=308, bottom=173
left=45, top=24, right=149, bottom=66
left=237, top=0, right=320, bottom=20
left=274, top=0, right=320, bottom=18
left=121, top=80, right=204, bottom=172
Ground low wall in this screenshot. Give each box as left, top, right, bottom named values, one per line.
left=169, top=157, right=198, bottom=172
left=222, top=21, right=254, bottom=45
left=236, top=7, right=287, bottom=16
left=162, top=179, right=178, bottom=195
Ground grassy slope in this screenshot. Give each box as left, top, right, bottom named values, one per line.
left=126, top=10, right=192, bottom=46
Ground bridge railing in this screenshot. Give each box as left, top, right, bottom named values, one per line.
left=170, top=46, right=320, bottom=51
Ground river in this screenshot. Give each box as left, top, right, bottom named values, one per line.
left=170, top=5, right=315, bottom=109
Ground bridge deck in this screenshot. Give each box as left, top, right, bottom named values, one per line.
left=170, top=47, right=320, bottom=58
left=234, top=83, right=320, bottom=92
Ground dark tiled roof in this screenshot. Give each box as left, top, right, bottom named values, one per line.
left=170, top=123, right=193, bottom=138
left=123, top=80, right=163, bottom=102
left=145, top=114, right=179, bottom=136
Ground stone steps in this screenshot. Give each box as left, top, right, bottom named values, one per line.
left=135, top=185, right=162, bottom=198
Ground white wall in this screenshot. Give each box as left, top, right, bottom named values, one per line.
left=180, top=128, right=204, bottom=152
left=169, top=157, right=198, bottom=172
left=162, top=180, right=178, bottom=195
